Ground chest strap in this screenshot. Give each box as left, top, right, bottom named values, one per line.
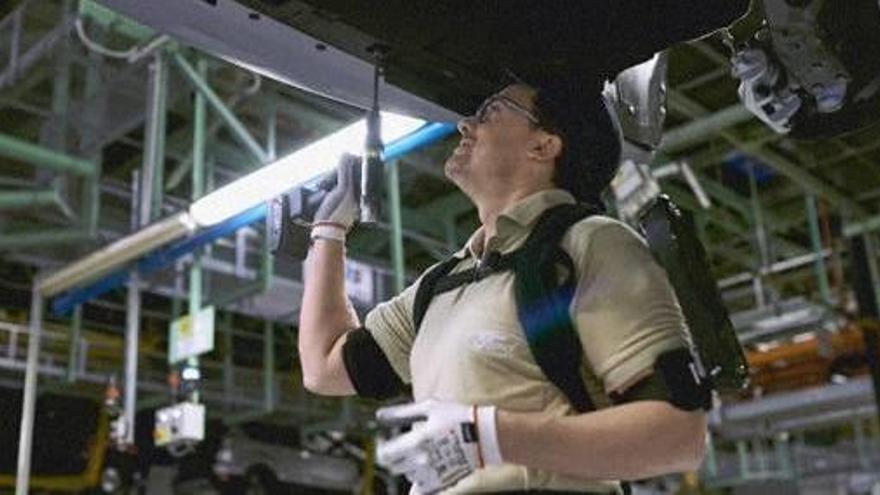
left=412, top=203, right=599, bottom=413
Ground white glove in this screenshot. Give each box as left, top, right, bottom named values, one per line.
left=312, top=153, right=360, bottom=242
left=375, top=400, right=502, bottom=494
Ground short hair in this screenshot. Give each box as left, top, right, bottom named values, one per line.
left=517, top=75, right=622, bottom=206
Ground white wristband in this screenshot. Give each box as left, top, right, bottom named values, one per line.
left=311, top=224, right=346, bottom=243
left=476, top=405, right=503, bottom=465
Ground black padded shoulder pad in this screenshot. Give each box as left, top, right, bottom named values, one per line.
left=341, top=327, right=406, bottom=400
left=610, top=348, right=712, bottom=411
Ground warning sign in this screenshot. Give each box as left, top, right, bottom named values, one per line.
left=168, top=306, right=215, bottom=363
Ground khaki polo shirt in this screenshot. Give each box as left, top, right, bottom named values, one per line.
left=364, top=189, right=689, bottom=493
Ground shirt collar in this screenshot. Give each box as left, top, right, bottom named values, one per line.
left=451, top=188, right=577, bottom=260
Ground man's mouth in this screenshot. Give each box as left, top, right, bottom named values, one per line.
left=454, top=139, right=474, bottom=154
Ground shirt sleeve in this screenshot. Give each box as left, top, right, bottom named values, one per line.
left=569, top=220, right=690, bottom=393
left=363, top=278, right=420, bottom=384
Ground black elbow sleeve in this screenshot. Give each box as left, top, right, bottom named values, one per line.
left=341, top=327, right=406, bottom=400
left=610, top=348, right=712, bottom=411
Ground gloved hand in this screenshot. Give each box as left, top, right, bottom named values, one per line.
left=375, top=400, right=502, bottom=494
left=311, top=153, right=360, bottom=242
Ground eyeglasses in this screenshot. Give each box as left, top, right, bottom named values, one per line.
left=474, top=94, right=540, bottom=125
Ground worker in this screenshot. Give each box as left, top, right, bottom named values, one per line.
left=298, top=74, right=711, bottom=494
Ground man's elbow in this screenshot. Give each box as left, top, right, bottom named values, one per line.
left=673, top=411, right=709, bottom=472
left=301, top=367, right=343, bottom=395
left=302, top=372, right=328, bottom=395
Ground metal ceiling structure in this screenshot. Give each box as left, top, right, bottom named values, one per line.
left=3, top=0, right=880, bottom=492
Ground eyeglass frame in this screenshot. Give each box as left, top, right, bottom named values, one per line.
left=473, top=94, right=541, bottom=126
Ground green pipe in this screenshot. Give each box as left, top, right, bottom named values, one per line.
left=0, top=229, right=91, bottom=249
left=0, top=190, right=57, bottom=209
left=50, top=24, right=72, bottom=150
left=171, top=52, right=269, bottom=164
left=66, top=305, right=82, bottom=382
left=703, top=433, right=718, bottom=479
left=164, top=98, right=246, bottom=192
left=263, top=320, right=275, bottom=412
left=205, top=108, right=276, bottom=308
left=185, top=57, right=208, bottom=400
left=147, top=52, right=169, bottom=222
left=223, top=311, right=234, bottom=410
left=78, top=0, right=154, bottom=41
left=0, top=133, right=95, bottom=176
left=736, top=440, right=750, bottom=478
left=805, top=195, right=832, bottom=305
left=660, top=104, right=752, bottom=154
left=81, top=23, right=106, bottom=238
left=387, top=160, right=405, bottom=293
left=207, top=229, right=274, bottom=307
left=261, top=109, right=276, bottom=292
left=192, top=57, right=207, bottom=202
left=774, top=434, right=792, bottom=477
left=84, top=164, right=101, bottom=237
left=261, top=222, right=274, bottom=292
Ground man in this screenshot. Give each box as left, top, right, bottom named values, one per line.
left=298, top=78, right=707, bottom=494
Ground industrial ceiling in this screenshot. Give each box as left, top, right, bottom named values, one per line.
left=3, top=0, right=880, bottom=490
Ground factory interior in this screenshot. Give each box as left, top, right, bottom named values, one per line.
left=2, top=1, right=880, bottom=494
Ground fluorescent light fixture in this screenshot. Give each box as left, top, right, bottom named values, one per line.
left=38, top=212, right=197, bottom=297
left=189, top=112, right=426, bottom=226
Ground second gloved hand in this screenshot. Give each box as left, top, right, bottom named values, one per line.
left=375, top=400, right=502, bottom=494
left=311, top=153, right=360, bottom=242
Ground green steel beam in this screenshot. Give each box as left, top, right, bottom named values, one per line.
left=0, top=189, right=57, bottom=209
left=696, top=175, right=803, bottom=251
left=0, top=229, right=91, bottom=249
left=192, top=58, right=208, bottom=202
left=662, top=183, right=767, bottom=269
left=263, top=320, right=276, bottom=412
left=66, top=305, right=82, bottom=382
left=418, top=192, right=473, bottom=222
left=0, top=132, right=95, bottom=176
left=80, top=23, right=105, bottom=237
left=660, top=104, right=753, bottom=154
left=78, top=0, right=154, bottom=40
left=667, top=90, right=867, bottom=217
left=165, top=96, right=251, bottom=190
left=145, top=52, right=169, bottom=221
left=185, top=57, right=209, bottom=400
left=171, top=51, right=270, bottom=165
left=805, top=195, right=832, bottom=305
left=387, top=160, right=406, bottom=293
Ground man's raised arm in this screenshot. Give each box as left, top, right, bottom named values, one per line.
left=297, top=155, right=360, bottom=396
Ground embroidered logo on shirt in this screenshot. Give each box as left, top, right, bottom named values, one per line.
left=468, top=332, right=520, bottom=358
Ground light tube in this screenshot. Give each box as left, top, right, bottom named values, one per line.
left=189, top=112, right=426, bottom=227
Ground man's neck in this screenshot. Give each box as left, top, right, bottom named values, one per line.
left=475, top=184, right=551, bottom=242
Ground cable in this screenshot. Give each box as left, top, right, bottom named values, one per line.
left=74, top=17, right=137, bottom=59
left=74, top=17, right=170, bottom=63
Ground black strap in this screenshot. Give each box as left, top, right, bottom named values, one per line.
left=513, top=204, right=598, bottom=413
left=413, top=256, right=461, bottom=331
left=412, top=203, right=599, bottom=412
left=342, top=328, right=406, bottom=399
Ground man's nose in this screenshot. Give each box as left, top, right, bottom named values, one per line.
left=457, top=116, right=476, bottom=136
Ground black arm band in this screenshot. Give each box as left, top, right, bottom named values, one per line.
left=341, top=327, right=406, bottom=400
left=610, top=348, right=712, bottom=411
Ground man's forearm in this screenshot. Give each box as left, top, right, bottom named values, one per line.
left=496, top=401, right=706, bottom=480
left=298, top=239, right=359, bottom=393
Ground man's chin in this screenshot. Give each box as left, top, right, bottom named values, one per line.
left=445, top=153, right=472, bottom=176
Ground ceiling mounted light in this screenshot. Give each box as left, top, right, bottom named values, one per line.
left=189, top=112, right=426, bottom=227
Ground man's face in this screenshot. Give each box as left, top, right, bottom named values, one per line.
left=444, top=84, right=543, bottom=194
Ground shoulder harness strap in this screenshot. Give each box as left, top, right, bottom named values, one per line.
left=513, top=203, right=598, bottom=413
left=412, top=203, right=599, bottom=412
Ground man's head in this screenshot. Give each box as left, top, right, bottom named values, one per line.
left=445, top=81, right=621, bottom=206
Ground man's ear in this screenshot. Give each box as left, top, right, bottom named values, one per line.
left=527, top=132, right=563, bottom=163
